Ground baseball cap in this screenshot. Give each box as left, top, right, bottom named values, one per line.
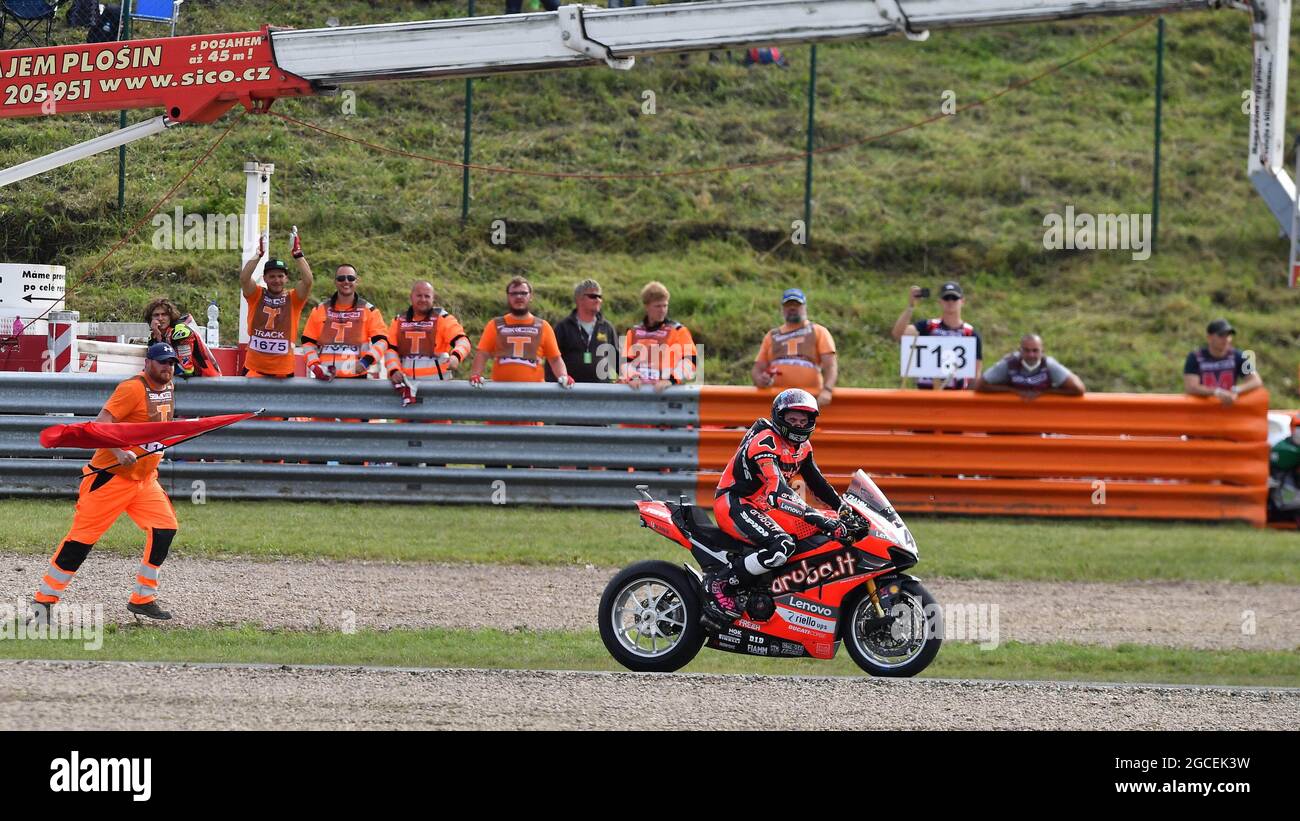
left=939, top=281, right=963, bottom=298
left=146, top=342, right=179, bottom=363
left=263, top=258, right=289, bottom=274
left=1207, top=318, right=1235, bottom=336
left=782, top=288, right=807, bottom=304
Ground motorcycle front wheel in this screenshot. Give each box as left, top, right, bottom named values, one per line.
left=843, top=578, right=942, bottom=678
left=599, top=561, right=706, bottom=673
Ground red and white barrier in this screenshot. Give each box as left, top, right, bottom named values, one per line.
left=46, top=311, right=79, bottom=373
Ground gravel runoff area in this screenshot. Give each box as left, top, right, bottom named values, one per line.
left=2, top=553, right=1297, bottom=650
left=0, top=661, right=1295, bottom=730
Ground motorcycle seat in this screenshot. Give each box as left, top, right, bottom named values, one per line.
left=673, top=504, right=752, bottom=554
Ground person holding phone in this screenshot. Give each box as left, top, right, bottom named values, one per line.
left=890, top=281, right=982, bottom=389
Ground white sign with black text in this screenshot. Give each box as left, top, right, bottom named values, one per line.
left=0, top=263, right=66, bottom=335
left=899, top=336, right=978, bottom=380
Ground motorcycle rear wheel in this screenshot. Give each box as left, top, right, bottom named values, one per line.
left=599, top=561, right=706, bottom=673
left=843, top=578, right=942, bottom=678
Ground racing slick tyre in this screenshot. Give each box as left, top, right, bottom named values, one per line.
left=842, top=577, right=942, bottom=678
left=599, top=561, right=706, bottom=673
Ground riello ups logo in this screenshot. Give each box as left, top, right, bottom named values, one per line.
left=49, top=751, right=151, bottom=802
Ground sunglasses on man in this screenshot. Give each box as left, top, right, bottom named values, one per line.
left=584, top=293, right=603, bottom=300
left=336, top=275, right=357, bottom=282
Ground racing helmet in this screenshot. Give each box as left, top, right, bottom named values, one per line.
left=771, top=388, right=819, bottom=443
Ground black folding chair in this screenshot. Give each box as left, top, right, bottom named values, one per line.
left=1, top=0, right=57, bottom=49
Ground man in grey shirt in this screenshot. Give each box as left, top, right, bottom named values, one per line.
left=974, top=334, right=1086, bottom=400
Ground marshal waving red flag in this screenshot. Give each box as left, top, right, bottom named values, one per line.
left=39, top=412, right=259, bottom=451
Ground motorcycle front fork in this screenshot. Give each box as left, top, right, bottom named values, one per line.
left=865, top=578, right=887, bottom=618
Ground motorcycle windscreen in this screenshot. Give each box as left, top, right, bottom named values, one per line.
left=845, top=470, right=918, bottom=555
left=844, top=470, right=893, bottom=514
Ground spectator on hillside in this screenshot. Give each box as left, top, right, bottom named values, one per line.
left=506, top=0, right=558, bottom=12
left=240, top=231, right=313, bottom=379
left=743, top=47, right=789, bottom=68
left=145, top=297, right=219, bottom=378
left=890, top=281, right=982, bottom=389
left=385, top=280, right=472, bottom=405
left=1183, top=318, right=1263, bottom=406
left=974, top=334, right=1086, bottom=400
left=468, top=276, right=573, bottom=388
left=385, top=280, right=471, bottom=382
left=300, top=265, right=388, bottom=381
left=752, top=287, right=837, bottom=406
left=622, top=281, right=697, bottom=391
left=547, top=278, right=619, bottom=384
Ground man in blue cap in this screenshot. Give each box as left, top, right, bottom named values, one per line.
left=752, top=287, right=838, bottom=406
left=30, top=341, right=182, bottom=625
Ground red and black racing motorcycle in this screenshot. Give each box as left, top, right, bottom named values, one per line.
left=598, top=470, right=942, bottom=676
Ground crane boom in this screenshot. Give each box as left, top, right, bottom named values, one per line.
left=0, top=0, right=1293, bottom=267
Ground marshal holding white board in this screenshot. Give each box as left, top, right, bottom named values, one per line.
left=899, top=336, right=978, bottom=384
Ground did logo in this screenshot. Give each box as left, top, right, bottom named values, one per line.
left=50, top=751, right=151, bottom=802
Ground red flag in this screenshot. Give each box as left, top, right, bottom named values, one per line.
left=39, top=413, right=257, bottom=450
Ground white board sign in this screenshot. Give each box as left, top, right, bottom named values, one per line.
left=0, top=263, right=66, bottom=334
left=899, top=336, right=978, bottom=380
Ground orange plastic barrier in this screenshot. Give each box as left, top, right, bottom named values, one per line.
left=697, top=388, right=1269, bottom=525
left=699, top=387, right=1269, bottom=442
left=699, top=430, right=1268, bottom=485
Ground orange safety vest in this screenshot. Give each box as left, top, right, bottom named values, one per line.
left=626, top=320, right=689, bottom=382
left=394, top=309, right=446, bottom=377
left=321, top=305, right=370, bottom=355
left=91, top=375, right=174, bottom=479
left=138, top=374, right=174, bottom=421
left=768, top=323, right=820, bottom=371
left=248, top=290, right=296, bottom=360
left=492, top=316, right=544, bottom=366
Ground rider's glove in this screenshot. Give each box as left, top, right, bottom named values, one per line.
left=803, top=509, right=849, bottom=541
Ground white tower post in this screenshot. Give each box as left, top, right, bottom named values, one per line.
left=239, top=162, right=274, bottom=346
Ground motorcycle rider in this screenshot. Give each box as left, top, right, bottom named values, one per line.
left=704, top=388, right=850, bottom=621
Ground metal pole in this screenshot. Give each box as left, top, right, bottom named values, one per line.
left=117, top=3, right=133, bottom=211
left=803, top=44, right=817, bottom=243
left=461, top=0, right=475, bottom=222
left=1152, top=17, right=1164, bottom=256
left=1289, top=134, right=1300, bottom=288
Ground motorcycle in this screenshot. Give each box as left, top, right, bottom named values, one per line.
left=598, top=469, right=942, bottom=676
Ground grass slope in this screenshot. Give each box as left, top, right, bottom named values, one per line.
left=2, top=2, right=1298, bottom=398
